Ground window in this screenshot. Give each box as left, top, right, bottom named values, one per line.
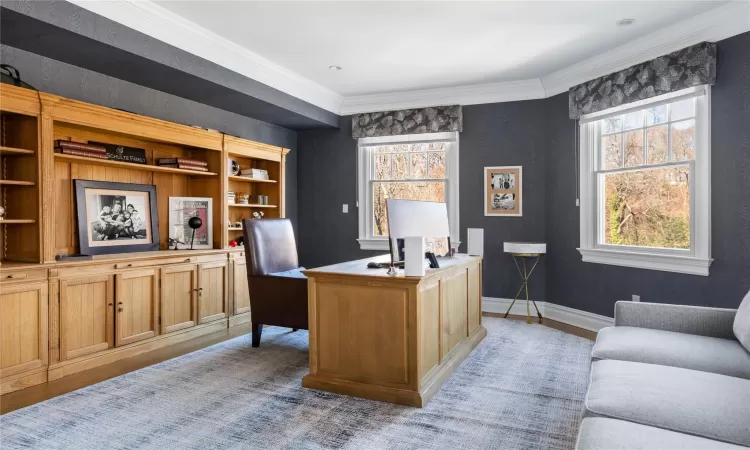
left=357, top=132, right=459, bottom=251
left=578, top=86, right=712, bottom=275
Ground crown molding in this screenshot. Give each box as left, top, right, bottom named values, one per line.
left=68, top=0, right=343, bottom=114
left=340, top=79, right=546, bottom=115
left=69, top=0, right=749, bottom=117
left=541, top=0, right=750, bottom=97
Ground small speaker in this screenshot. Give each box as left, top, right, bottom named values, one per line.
left=467, top=228, right=484, bottom=256
left=404, top=236, right=426, bottom=277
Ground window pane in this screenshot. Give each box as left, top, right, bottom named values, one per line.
left=624, top=110, right=643, bottom=130
left=671, top=119, right=696, bottom=161
left=646, top=105, right=667, bottom=126
left=603, top=117, right=622, bottom=134
left=647, top=125, right=668, bottom=165
left=411, top=152, right=427, bottom=178
left=392, top=153, right=409, bottom=179
left=671, top=98, right=695, bottom=121
left=624, top=130, right=644, bottom=167
left=372, top=181, right=446, bottom=236
left=602, top=134, right=622, bottom=170
left=374, top=154, right=391, bottom=180
left=603, top=165, right=690, bottom=249
left=428, top=152, right=446, bottom=178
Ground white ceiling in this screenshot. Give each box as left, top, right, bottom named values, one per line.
left=154, top=0, right=726, bottom=96
left=74, top=1, right=750, bottom=114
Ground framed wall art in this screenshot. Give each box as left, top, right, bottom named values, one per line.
left=168, top=197, right=213, bottom=250
left=74, top=180, right=159, bottom=255
left=484, top=166, right=522, bottom=217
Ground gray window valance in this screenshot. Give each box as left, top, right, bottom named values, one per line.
left=352, top=105, right=462, bottom=139
left=569, top=42, right=716, bottom=119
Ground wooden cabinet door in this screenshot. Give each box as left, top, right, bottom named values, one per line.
left=115, top=269, right=158, bottom=346
left=198, top=261, right=227, bottom=324
left=232, top=259, right=251, bottom=316
left=59, top=275, right=114, bottom=361
left=0, top=282, right=48, bottom=377
left=160, top=265, right=198, bottom=334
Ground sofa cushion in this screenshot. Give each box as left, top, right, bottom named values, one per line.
left=734, top=289, right=750, bottom=353
left=576, top=418, right=746, bottom=450
left=585, top=360, right=750, bottom=447
left=593, top=326, right=750, bottom=379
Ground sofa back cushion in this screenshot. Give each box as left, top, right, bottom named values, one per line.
left=735, top=289, right=750, bottom=352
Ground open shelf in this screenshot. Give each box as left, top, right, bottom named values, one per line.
left=228, top=227, right=243, bottom=231
left=54, top=154, right=219, bottom=176
left=228, top=204, right=278, bottom=209
left=0, top=180, right=35, bottom=186
left=0, top=219, right=36, bottom=224
left=228, top=175, right=277, bottom=184
left=0, top=146, right=35, bottom=156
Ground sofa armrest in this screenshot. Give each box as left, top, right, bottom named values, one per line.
left=614, top=301, right=737, bottom=339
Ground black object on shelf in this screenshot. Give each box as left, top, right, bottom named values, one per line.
left=55, top=254, right=93, bottom=261
left=188, top=216, right=203, bottom=250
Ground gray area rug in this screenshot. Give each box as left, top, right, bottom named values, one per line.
left=0, top=318, right=593, bottom=450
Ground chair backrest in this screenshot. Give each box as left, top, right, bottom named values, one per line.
left=242, top=218, right=299, bottom=276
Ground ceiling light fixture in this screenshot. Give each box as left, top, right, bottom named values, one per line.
left=616, top=19, right=636, bottom=27
left=328, top=65, right=342, bottom=71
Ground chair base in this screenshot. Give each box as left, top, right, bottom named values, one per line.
left=252, top=323, right=263, bottom=347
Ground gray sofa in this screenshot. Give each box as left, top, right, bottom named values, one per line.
left=575, top=291, right=750, bottom=449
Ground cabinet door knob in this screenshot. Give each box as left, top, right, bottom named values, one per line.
left=118, top=308, right=123, bottom=312
left=118, top=301, right=123, bottom=305
left=108, top=303, right=113, bottom=306
left=7, top=274, right=13, bottom=279
left=184, top=258, right=191, bottom=262
left=127, top=263, right=133, bottom=267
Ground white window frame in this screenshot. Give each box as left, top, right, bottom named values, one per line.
left=357, top=131, right=460, bottom=251
left=578, top=86, right=712, bottom=276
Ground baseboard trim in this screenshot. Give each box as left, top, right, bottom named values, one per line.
left=483, top=297, right=613, bottom=332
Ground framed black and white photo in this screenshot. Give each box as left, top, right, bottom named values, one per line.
left=168, top=197, right=213, bottom=250
left=74, top=180, right=159, bottom=255
left=485, top=166, right=522, bottom=216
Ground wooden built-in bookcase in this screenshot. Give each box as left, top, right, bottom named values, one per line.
left=0, top=83, right=289, bottom=395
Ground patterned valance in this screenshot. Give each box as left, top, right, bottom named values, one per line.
left=569, top=42, right=716, bottom=119
left=352, top=105, right=462, bottom=139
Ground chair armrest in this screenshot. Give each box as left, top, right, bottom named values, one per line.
left=614, top=301, right=737, bottom=339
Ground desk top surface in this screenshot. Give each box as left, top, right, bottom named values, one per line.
left=303, top=253, right=480, bottom=279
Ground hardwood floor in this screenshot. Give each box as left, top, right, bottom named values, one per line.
left=483, top=312, right=598, bottom=341
left=0, top=315, right=595, bottom=415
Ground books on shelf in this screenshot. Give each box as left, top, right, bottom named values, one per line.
left=156, top=158, right=208, bottom=167
left=156, top=157, right=209, bottom=172
left=55, top=140, right=107, bottom=154
left=56, top=149, right=109, bottom=160
left=239, top=168, right=269, bottom=180
left=55, top=140, right=108, bottom=159
left=156, top=163, right=209, bottom=172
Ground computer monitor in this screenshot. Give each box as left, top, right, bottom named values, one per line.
left=386, top=199, right=451, bottom=265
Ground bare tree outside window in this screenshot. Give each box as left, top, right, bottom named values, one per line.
left=371, top=142, right=448, bottom=238
left=598, top=98, right=696, bottom=249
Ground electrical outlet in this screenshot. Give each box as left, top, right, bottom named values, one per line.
left=342, top=204, right=348, bottom=213
left=632, top=295, right=640, bottom=302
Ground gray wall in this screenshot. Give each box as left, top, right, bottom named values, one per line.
left=298, top=31, right=750, bottom=313
left=298, top=103, right=548, bottom=301
left=0, top=44, right=298, bottom=235
left=545, top=31, right=750, bottom=315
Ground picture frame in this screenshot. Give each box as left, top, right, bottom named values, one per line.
left=484, top=166, right=522, bottom=217
left=74, top=180, right=159, bottom=255
left=168, top=197, right=214, bottom=250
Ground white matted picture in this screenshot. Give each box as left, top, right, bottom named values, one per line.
left=485, top=166, right=522, bottom=216
left=169, top=197, right=213, bottom=249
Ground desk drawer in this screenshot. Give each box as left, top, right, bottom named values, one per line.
left=1, top=268, right=47, bottom=283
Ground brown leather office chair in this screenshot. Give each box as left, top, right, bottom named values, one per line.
left=242, top=218, right=308, bottom=347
